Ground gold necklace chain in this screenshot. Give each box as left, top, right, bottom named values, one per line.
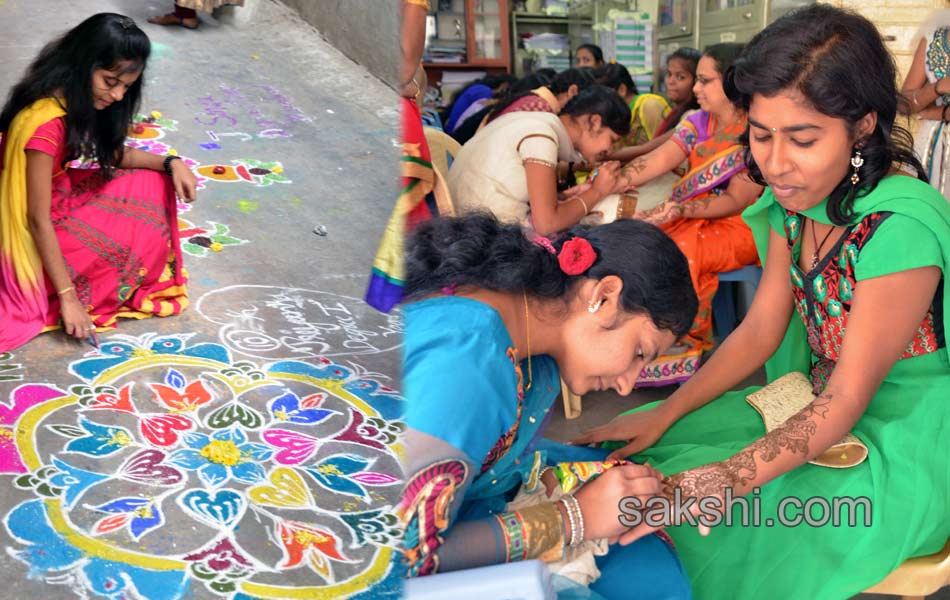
left=523, top=289, right=533, bottom=392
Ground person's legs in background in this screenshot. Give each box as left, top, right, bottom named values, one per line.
left=148, top=2, right=200, bottom=29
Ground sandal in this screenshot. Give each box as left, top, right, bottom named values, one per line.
left=147, top=13, right=200, bottom=30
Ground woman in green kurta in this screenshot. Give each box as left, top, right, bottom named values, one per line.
left=575, top=6, right=950, bottom=599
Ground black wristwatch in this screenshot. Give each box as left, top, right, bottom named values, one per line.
left=163, top=154, right=182, bottom=176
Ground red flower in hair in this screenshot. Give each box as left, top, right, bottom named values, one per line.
left=558, top=237, right=597, bottom=275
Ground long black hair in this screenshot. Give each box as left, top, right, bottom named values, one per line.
left=725, top=4, right=926, bottom=224
left=487, top=68, right=596, bottom=122
left=0, top=13, right=150, bottom=177
left=594, top=63, right=638, bottom=98
left=404, top=214, right=697, bottom=338
left=703, top=43, right=745, bottom=76
left=561, top=84, right=632, bottom=137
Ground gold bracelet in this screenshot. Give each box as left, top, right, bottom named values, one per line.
left=412, top=76, right=422, bottom=101
left=401, top=77, right=422, bottom=100
left=494, top=502, right=566, bottom=563
left=575, top=195, right=589, bottom=214
left=56, top=286, right=75, bottom=296
left=521, top=502, right=566, bottom=562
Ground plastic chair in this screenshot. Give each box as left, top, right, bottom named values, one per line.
left=404, top=559, right=556, bottom=600
left=712, top=265, right=763, bottom=339
left=863, top=540, right=950, bottom=600
left=420, top=106, right=444, bottom=131
left=423, top=127, right=462, bottom=181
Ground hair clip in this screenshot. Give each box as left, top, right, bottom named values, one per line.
left=119, top=17, right=136, bottom=30
left=530, top=234, right=557, bottom=255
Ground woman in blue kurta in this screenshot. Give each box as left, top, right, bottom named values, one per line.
left=398, top=214, right=699, bottom=598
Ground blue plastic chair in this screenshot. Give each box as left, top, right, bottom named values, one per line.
left=404, top=560, right=556, bottom=600
left=712, top=265, right=763, bottom=339
left=420, top=106, right=444, bottom=131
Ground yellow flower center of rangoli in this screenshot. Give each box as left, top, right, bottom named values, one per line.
left=293, top=530, right=330, bottom=545
left=200, top=440, right=242, bottom=466
left=314, top=464, right=344, bottom=476
left=109, top=431, right=131, bottom=446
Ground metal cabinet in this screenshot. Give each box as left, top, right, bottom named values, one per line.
left=656, top=0, right=813, bottom=50
left=658, top=0, right=694, bottom=41
left=701, top=0, right=761, bottom=32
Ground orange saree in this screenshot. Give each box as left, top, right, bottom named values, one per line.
left=636, top=110, right=758, bottom=387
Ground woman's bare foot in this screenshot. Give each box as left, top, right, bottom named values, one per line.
left=147, top=13, right=199, bottom=29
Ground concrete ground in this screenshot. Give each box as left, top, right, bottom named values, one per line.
left=0, top=1, right=400, bottom=598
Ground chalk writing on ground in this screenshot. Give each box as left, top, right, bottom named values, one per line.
left=194, top=84, right=313, bottom=132
left=196, top=286, right=403, bottom=361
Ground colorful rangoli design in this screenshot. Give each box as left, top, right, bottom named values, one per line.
left=196, top=160, right=291, bottom=187
left=179, top=218, right=249, bottom=258
left=0, top=352, right=23, bottom=383
left=1, top=333, right=404, bottom=599
left=129, top=112, right=179, bottom=141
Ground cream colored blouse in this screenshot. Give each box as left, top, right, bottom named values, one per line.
left=448, top=111, right=580, bottom=228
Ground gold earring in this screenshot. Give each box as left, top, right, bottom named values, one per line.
left=588, top=299, right=604, bottom=314
left=850, top=148, right=864, bottom=186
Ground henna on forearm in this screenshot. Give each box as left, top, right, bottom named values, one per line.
left=628, top=156, right=648, bottom=174
left=664, top=393, right=833, bottom=500
left=614, top=157, right=648, bottom=193
left=640, top=202, right=669, bottom=221
left=727, top=392, right=831, bottom=483
left=679, top=196, right=715, bottom=217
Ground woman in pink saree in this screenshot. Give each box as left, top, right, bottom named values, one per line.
left=0, top=13, right=195, bottom=351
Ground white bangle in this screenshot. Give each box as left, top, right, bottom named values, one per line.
left=561, top=495, right=584, bottom=546
left=573, top=496, right=585, bottom=545
left=558, top=498, right=576, bottom=546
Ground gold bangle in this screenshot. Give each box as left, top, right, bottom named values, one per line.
left=575, top=195, right=589, bottom=214
left=494, top=502, right=566, bottom=564
left=521, top=502, right=567, bottom=562
left=401, top=77, right=421, bottom=100
left=57, top=286, right=75, bottom=296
